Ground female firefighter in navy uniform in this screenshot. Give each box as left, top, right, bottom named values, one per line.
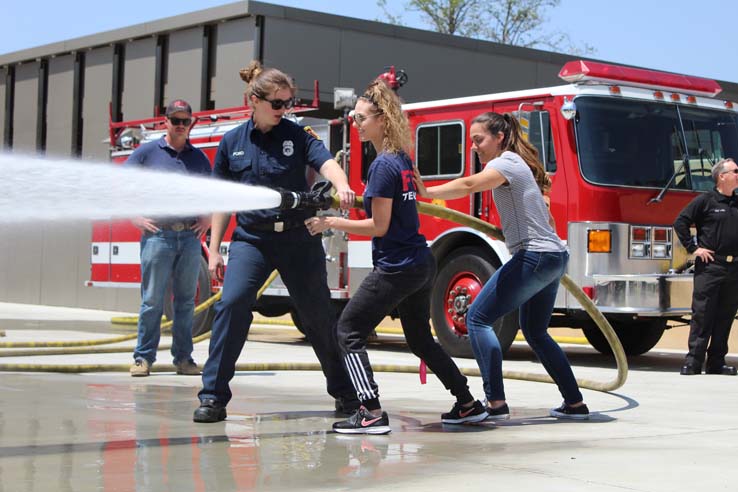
left=194, top=61, right=358, bottom=423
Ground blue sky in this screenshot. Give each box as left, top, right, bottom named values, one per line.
left=4, top=1, right=736, bottom=83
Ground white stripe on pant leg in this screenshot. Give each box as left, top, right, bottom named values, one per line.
left=344, top=355, right=368, bottom=401
left=345, top=354, right=372, bottom=401
left=348, top=353, right=376, bottom=400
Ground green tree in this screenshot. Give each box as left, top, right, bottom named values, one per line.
left=377, top=0, right=594, bottom=55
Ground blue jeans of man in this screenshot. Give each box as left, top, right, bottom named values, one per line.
left=198, top=227, right=355, bottom=406
left=134, top=230, right=201, bottom=365
left=466, top=250, right=583, bottom=405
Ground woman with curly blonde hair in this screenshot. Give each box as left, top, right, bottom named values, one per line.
left=306, top=79, right=486, bottom=434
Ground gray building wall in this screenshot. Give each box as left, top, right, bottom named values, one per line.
left=212, top=17, right=255, bottom=108
left=0, top=67, right=6, bottom=149
left=47, top=55, right=75, bottom=157
left=1, top=0, right=737, bottom=311
left=167, top=26, right=204, bottom=111
left=122, top=38, right=158, bottom=121
left=12, top=62, right=39, bottom=153
left=82, top=47, right=114, bottom=161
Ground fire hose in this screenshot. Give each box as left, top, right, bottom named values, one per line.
left=0, top=194, right=627, bottom=393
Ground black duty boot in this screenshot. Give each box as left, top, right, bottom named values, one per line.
left=193, top=399, right=227, bottom=423
left=680, top=363, right=702, bottom=375
left=705, top=365, right=737, bottom=375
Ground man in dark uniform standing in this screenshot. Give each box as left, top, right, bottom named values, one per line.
left=675, top=157, right=738, bottom=376
left=125, top=99, right=212, bottom=377
left=193, top=61, right=358, bottom=422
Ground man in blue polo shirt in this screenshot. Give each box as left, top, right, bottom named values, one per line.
left=125, top=99, right=212, bottom=377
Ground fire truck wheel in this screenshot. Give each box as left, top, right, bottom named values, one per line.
left=431, top=247, right=519, bottom=359
left=582, top=318, right=667, bottom=356
left=163, top=256, right=214, bottom=338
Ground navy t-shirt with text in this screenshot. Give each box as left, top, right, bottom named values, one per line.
left=363, top=151, right=429, bottom=272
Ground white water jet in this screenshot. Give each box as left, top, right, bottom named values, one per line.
left=0, top=153, right=282, bottom=223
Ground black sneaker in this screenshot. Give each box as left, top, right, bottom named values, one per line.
left=549, top=403, right=590, bottom=420
left=441, top=400, right=488, bottom=424
left=333, top=406, right=391, bottom=435
left=486, top=402, right=511, bottom=421
left=193, top=399, right=227, bottom=423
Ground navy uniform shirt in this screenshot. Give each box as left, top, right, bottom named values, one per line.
left=124, top=136, right=212, bottom=222
left=213, top=118, right=332, bottom=240
left=363, top=151, right=429, bottom=272
left=125, top=136, right=211, bottom=176
left=674, top=188, right=738, bottom=255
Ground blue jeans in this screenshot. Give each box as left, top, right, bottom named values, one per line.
left=466, top=250, right=583, bottom=405
left=199, top=227, right=354, bottom=406
left=134, top=230, right=201, bottom=365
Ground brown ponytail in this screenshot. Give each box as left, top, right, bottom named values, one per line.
left=472, top=112, right=551, bottom=193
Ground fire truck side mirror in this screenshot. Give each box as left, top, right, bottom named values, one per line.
left=561, top=98, right=577, bottom=120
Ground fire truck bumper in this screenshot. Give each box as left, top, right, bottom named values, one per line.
left=587, top=273, right=693, bottom=316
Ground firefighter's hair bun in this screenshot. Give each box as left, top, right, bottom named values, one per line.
left=240, top=60, right=263, bottom=83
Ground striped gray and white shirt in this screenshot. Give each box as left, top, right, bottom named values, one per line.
left=487, top=151, right=566, bottom=254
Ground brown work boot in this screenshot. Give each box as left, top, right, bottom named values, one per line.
left=175, top=360, right=201, bottom=375
left=130, top=359, right=151, bottom=377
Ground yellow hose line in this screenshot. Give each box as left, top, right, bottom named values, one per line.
left=250, top=317, right=588, bottom=345
left=1, top=196, right=625, bottom=394
left=0, top=271, right=276, bottom=352
left=332, top=196, right=627, bottom=391
left=409, top=198, right=628, bottom=392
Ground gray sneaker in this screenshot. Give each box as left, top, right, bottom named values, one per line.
left=175, top=360, right=201, bottom=375
left=130, top=359, right=151, bottom=377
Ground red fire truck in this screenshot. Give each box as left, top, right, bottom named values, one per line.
left=89, top=60, right=738, bottom=358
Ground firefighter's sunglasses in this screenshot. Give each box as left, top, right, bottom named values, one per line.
left=168, top=117, right=192, bottom=126
left=258, top=96, right=296, bottom=110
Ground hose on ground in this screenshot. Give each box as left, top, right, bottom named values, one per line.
left=0, top=271, right=278, bottom=355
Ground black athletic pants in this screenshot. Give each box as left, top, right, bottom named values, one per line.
left=336, top=253, right=473, bottom=410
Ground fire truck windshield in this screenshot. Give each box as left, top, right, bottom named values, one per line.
left=574, top=96, right=738, bottom=191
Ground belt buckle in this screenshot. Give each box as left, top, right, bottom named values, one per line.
left=274, top=221, right=284, bottom=232
left=728, top=255, right=734, bottom=263
left=171, top=222, right=185, bottom=232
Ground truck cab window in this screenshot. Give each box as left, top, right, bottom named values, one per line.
left=416, top=122, right=464, bottom=177
left=520, top=110, right=557, bottom=173
left=679, top=106, right=738, bottom=191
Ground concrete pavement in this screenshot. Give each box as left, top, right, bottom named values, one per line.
left=1, top=302, right=737, bottom=491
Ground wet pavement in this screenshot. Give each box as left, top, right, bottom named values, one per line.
left=1, top=302, right=738, bottom=491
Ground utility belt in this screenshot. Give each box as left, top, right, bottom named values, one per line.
left=713, top=254, right=738, bottom=263
left=157, top=220, right=196, bottom=232
left=245, top=218, right=305, bottom=233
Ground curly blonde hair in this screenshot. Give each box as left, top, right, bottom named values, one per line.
left=239, top=60, right=296, bottom=105
left=360, top=79, right=411, bottom=154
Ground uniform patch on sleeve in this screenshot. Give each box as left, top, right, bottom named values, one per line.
left=303, top=125, right=321, bottom=140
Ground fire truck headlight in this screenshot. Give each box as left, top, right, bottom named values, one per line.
left=652, top=244, right=670, bottom=258
left=631, top=243, right=648, bottom=258
left=587, top=229, right=612, bottom=253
